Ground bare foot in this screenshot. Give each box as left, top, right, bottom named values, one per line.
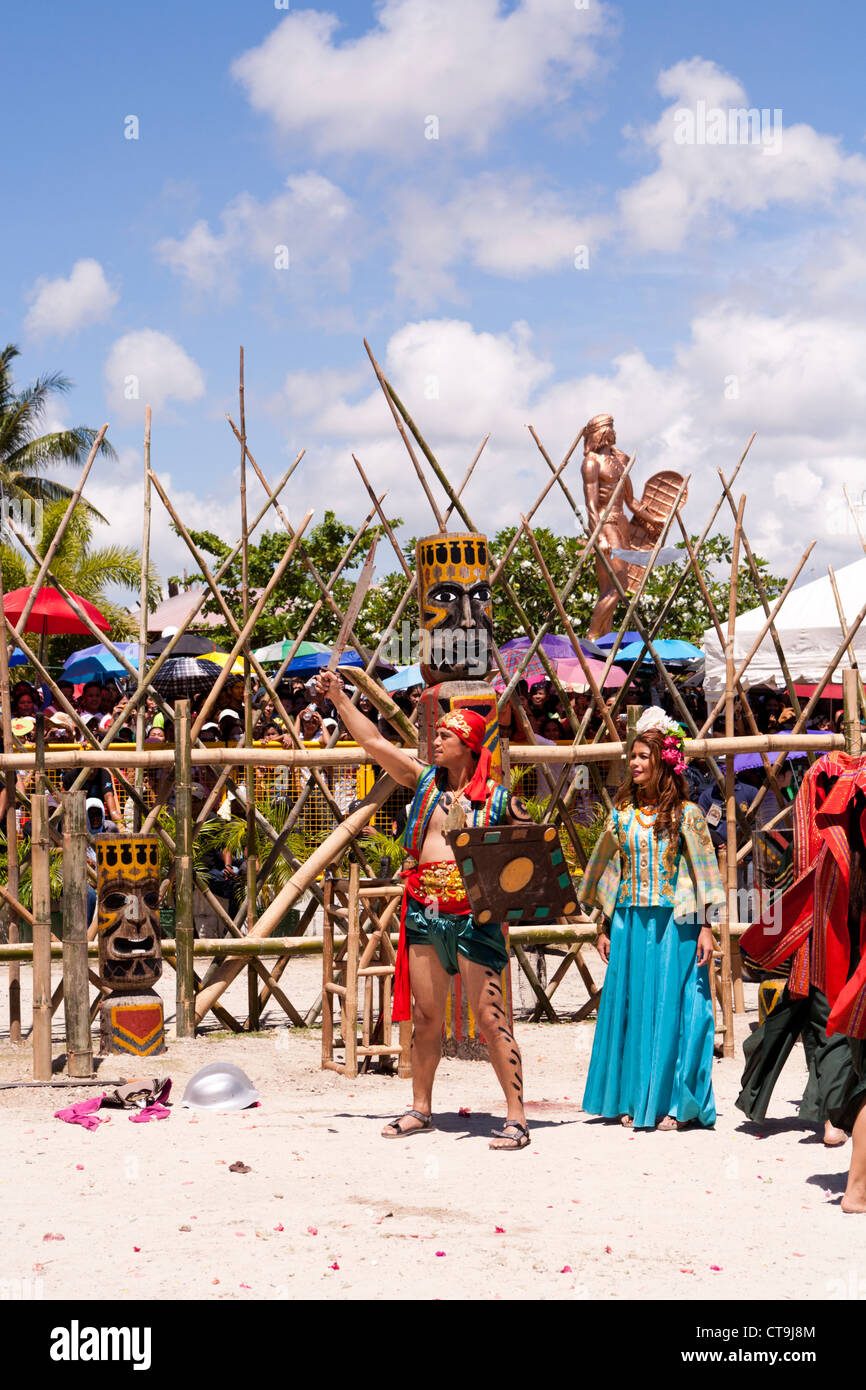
left=841, top=1185, right=866, bottom=1214
left=381, top=1109, right=432, bottom=1138
left=658, top=1115, right=678, bottom=1131
left=823, top=1121, right=848, bottom=1148
left=620, top=1115, right=633, bottom=1128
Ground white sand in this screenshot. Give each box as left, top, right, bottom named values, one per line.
left=0, top=954, right=861, bottom=1302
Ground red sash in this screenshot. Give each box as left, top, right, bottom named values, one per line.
left=393, top=864, right=470, bottom=1022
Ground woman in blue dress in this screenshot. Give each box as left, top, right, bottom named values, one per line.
left=580, top=709, right=725, bottom=1131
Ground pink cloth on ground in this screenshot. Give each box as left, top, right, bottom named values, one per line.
left=54, top=1096, right=105, bottom=1130
left=129, top=1104, right=171, bottom=1123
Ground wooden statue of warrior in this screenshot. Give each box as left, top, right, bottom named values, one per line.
left=96, top=836, right=166, bottom=1056
left=315, top=528, right=532, bottom=1150
left=581, top=413, right=687, bottom=639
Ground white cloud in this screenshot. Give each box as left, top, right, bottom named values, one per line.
left=392, top=173, right=611, bottom=304
left=274, top=312, right=866, bottom=578
left=156, top=173, right=355, bottom=293
left=103, top=331, right=205, bottom=421
left=619, top=58, right=866, bottom=253
left=24, top=259, right=118, bottom=339
left=231, top=0, right=612, bottom=157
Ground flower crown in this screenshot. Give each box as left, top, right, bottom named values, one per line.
left=634, top=705, right=688, bottom=775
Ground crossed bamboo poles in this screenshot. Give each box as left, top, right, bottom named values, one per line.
left=4, top=340, right=865, bottom=1054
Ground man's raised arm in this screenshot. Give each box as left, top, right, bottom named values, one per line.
left=314, top=671, right=424, bottom=789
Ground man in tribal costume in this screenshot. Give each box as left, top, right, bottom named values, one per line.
left=315, top=670, right=531, bottom=1151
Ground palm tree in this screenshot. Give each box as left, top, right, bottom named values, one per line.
left=0, top=343, right=115, bottom=516
left=1, top=498, right=161, bottom=658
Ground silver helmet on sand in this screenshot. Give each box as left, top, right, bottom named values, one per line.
left=181, top=1062, right=259, bottom=1111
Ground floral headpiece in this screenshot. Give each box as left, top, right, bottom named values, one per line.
left=634, top=705, right=688, bottom=775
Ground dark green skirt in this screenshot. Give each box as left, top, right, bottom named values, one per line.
left=736, top=986, right=855, bottom=1124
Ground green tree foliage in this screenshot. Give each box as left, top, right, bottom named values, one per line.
left=181, top=516, right=785, bottom=653
left=0, top=344, right=115, bottom=516
left=1, top=498, right=161, bottom=665
left=183, top=510, right=401, bottom=650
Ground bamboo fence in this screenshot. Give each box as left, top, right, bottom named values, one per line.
left=1, top=347, right=864, bottom=1078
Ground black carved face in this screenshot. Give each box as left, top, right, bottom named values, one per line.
left=421, top=581, right=493, bottom=678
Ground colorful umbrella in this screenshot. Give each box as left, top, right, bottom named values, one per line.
left=593, top=630, right=642, bottom=650
left=285, top=648, right=364, bottom=673
left=491, top=645, right=548, bottom=689
left=199, top=649, right=245, bottom=675
left=556, top=657, right=626, bottom=690
left=615, top=638, right=704, bottom=664
left=3, top=585, right=109, bottom=635
left=150, top=658, right=222, bottom=698
left=253, top=639, right=329, bottom=664
left=63, top=642, right=140, bottom=683
left=147, top=633, right=220, bottom=657
left=383, top=664, right=423, bottom=692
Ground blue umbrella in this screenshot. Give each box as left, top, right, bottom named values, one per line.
left=63, top=642, right=140, bottom=683
left=383, top=664, right=423, bottom=692
left=594, top=630, right=642, bottom=650
left=615, top=638, right=703, bottom=664
left=285, top=648, right=364, bottom=673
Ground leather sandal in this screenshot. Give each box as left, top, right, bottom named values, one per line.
left=382, top=1109, right=433, bottom=1138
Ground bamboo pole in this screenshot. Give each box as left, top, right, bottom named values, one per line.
left=718, top=468, right=804, bottom=729
left=721, top=496, right=745, bottom=1059
left=491, top=428, right=584, bottom=582
left=520, top=516, right=619, bottom=742
left=188, top=512, right=313, bottom=741
left=62, top=792, right=93, bottom=1077
left=31, top=793, right=52, bottom=1080
left=193, top=776, right=398, bottom=1023
left=0, top=551, right=22, bottom=1041
left=698, top=542, right=816, bottom=736
left=829, top=566, right=866, bottom=723
left=0, top=729, right=842, bottom=775
left=843, top=669, right=863, bottom=758
left=145, top=473, right=378, bottom=883
left=238, top=349, right=258, bottom=948
left=363, top=339, right=445, bottom=530
left=674, top=512, right=786, bottom=809
left=174, top=700, right=195, bottom=1037
left=134, top=406, right=153, bottom=831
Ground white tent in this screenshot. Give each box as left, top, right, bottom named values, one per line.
left=702, top=556, right=866, bottom=697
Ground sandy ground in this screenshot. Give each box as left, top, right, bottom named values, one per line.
left=0, top=949, right=862, bottom=1303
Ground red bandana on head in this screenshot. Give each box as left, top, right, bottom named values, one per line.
left=437, top=709, right=492, bottom=801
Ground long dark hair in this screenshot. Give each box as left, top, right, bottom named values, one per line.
left=614, top=728, right=688, bottom=843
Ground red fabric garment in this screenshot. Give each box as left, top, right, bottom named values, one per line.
left=437, top=709, right=492, bottom=801
left=393, top=865, right=471, bottom=1023
left=741, top=753, right=866, bottom=1037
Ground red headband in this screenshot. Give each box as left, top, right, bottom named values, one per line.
left=437, top=710, right=492, bottom=800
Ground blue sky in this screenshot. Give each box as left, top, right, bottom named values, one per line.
left=4, top=0, right=866, bottom=600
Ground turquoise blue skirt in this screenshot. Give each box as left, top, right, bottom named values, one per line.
left=581, top=904, right=716, bottom=1129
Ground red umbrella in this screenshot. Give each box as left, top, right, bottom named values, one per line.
left=3, top=585, right=110, bottom=635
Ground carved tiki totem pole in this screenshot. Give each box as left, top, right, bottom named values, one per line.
left=95, top=836, right=166, bottom=1056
